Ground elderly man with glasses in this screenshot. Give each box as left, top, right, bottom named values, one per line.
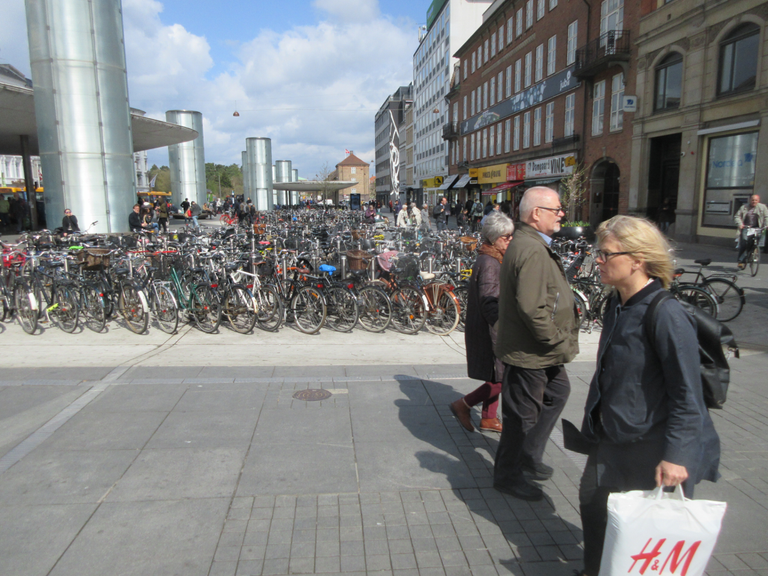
left=492, top=186, right=580, bottom=501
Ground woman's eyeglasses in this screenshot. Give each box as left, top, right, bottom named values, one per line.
left=594, top=249, right=632, bottom=261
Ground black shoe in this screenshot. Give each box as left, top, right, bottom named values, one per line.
left=522, top=461, right=554, bottom=481
left=493, top=478, right=544, bottom=501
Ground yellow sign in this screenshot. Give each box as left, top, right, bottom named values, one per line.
left=468, top=169, right=479, bottom=178
left=422, top=176, right=444, bottom=188
left=564, top=155, right=576, bottom=167
left=477, top=163, right=509, bottom=185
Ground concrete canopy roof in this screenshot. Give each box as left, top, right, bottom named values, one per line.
left=272, top=181, right=357, bottom=192
left=0, top=82, right=198, bottom=156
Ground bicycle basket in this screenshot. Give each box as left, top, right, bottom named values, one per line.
left=76, top=248, right=111, bottom=270
left=346, top=249, right=373, bottom=271
left=459, top=236, right=478, bottom=252
left=392, top=254, right=420, bottom=280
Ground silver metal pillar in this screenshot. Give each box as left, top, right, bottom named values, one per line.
left=242, top=150, right=251, bottom=203
left=274, top=160, right=291, bottom=207
left=25, top=0, right=136, bottom=233
left=247, top=137, right=273, bottom=211
left=291, top=168, right=299, bottom=206
left=166, top=110, right=206, bottom=208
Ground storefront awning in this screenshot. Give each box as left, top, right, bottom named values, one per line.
left=482, top=181, right=523, bottom=195
left=437, top=174, right=459, bottom=190
left=453, top=174, right=472, bottom=188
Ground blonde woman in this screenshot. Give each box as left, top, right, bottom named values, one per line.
left=575, top=215, right=720, bottom=576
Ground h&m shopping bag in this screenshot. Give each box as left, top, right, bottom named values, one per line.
left=598, top=486, right=726, bottom=576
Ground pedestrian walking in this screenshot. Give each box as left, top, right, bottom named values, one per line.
left=433, top=197, right=449, bottom=231
left=190, top=201, right=202, bottom=230
left=493, top=186, right=579, bottom=501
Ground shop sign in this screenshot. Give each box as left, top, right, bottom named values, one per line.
left=623, top=95, right=637, bottom=112
left=468, top=168, right=479, bottom=178
left=706, top=132, right=757, bottom=188
left=460, top=66, right=580, bottom=136
left=422, top=176, right=444, bottom=188
left=507, top=163, right=526, bottom=181
left=477, top=163, right=509, bottom=184
left=526, top=153, right=576, bottom=179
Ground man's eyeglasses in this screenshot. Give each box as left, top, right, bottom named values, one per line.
left=537, top=205, right=565, bottom=215
left=594, top=249, right=633, bottom=261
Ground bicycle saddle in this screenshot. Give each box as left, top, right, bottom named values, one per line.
left=224, top=263, right=239, bottom=271
left=420, top=271, right=436, bottom=281
left=114, top=267, right=130, bottom=276
left=694, top=258, right=712, bottom=266
left=319, top=264, right=336, bottom=275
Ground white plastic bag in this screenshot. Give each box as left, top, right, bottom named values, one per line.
left=599, top=486, right=726, bottom=576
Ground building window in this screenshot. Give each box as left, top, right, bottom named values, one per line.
left=525, top=52, right=532, bottom=87
left=592, top=80, right=605, bottom=135
left=526, top=1, right=534, bottom=29
left=497, top=122, right=503, bottom=153
left=498, top=72, right=503, bottom=102
left=719, top=23, right=759, bottom=96
left=600, top=0, right=624, bottom=46
left=550, top=0, right=558, bottom=9
left=490, top=78, right=496, bottom=106
left=548, top=35, right=557, bottom=75
left=491, top=32, right=497, bottom=58
left=654, top=52, right=683, bottom=110
left=463, top=95, right=468, bottom=120
left=351, top=167, right=356, bottom=174
left=567, top=21, right=578, bottom=65
left=471, top=52, right=476, bottom=73
left=471, top=90, right=476, bottom=115
left=523, top=112, right=531, bottom=148
left=565, top=93, right=575, bottom=136
left=610, top=73, right=624, bottom=131
left=516, top=9, right=523, bottom=37
left=463, top=137, right=467, bottom=162
left=482, top=129, right=488, bottom=158
left=538, top=0, right=545, bottom=20
left=508, top=17, right=514, bottom=43
left=515, top=60, right=522, bottom=92
left=505, top=119, right=512, bottom=153
left=506, top=65, right=513, bottom=97
left=483, top=82, right=488, bottom=109
left=464, top=59, right=468, bottom=80
left=514, top=116, right=521, bottom=150
left=489, top=125, right=495, bottom=156
left=545, top=102, right=554, bottom=142
left=484, top=40, right=489, bottom=64
left=535, top=44, right=544, bottom=82
left=499, top=24, right=505, bottom=49
left=534, top=107, right=542, bottom=146
left=471, top=133, right=476, bottom=160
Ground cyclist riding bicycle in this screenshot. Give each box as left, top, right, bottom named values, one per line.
left=734, top=194, right=768, bottom=270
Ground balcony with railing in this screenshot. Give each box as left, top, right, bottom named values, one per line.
left=442, top=122, right=459, bottom=140
left=574, top=30, right=631, bottom=79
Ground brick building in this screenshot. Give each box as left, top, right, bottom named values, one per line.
left=333, top=152, right=371, bottom=204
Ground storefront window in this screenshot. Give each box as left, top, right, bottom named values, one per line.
left=702, top=131, right=758, bottom=228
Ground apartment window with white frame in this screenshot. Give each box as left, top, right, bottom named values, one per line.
left=506, top=65, right=513, bottom=97
left=464, top=59, right=468, bottom=80
left=463, top=95, right=467, bottom=120
left=482, top=129, right=488, bottom=158
left=497, top=122, right=503, bottom=153
left=491, top=32, right=497, bottom=58
left=545, top=102, right=554, bottom=142
left=499, top=24, right=505, bottom=49
left=526, top=1, right=533, bottom=29
left=490, top=77, right=496, bottom=106
left=504, top=119, right=512, bottom=153
left=471, top=133, right=476, bottom=160
left=535, top=44, right=544, bottom=82
left=567, top=21, right=578, bottom=65
left=498, top=72, right=503, bottom=101
left=515, top=60, right=522, bottom=92
left=516, top=9, right=523, bottom=36
left=471, top=52, right=476, bottom=73
left=610, top=73, right=624, bottom=131
left=508, top=17, right=514, bottom=43
left=489, top=125, right=495, bottom=156
left=484, top=40, right=489, bottom=64
left=483, top=82, right=488, bottom=109
left=564, top=93, right=575, bottom=137
left=537, top=0, right=545, bottom=20
left=525, top=52, right=532, bottom=87
left=534, top=107, right=542, bottom=146
left=463, top=137, right=467, bottom=162
left=547, top=35, right=556, bottom=75
left=514, top=116, right=521, bottom=150
left=523, top=111, right=531, bottom=148
left=600, top=0, right=624, bottom=43
left=477, top=47, right=482, bottom=69
left=471, top=91, right=476, bottom=115
left=550, top=0, right=558, bottom=8
left=592, top=80, right=605, bottom=135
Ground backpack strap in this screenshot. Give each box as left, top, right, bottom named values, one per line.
left=644, top=290, right=674, bottom=351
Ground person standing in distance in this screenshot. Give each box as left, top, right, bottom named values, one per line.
left=433, top=197, right=449, bottom=231
left=734, top=194, right=767, bottom=269
left=493, top=187, right=579, bottom=501
left=61, top=208, right=80, bottom=236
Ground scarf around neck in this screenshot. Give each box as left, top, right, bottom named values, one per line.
left=478, top=242, right=504, bottom=264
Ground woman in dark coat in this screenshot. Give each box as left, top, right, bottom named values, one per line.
left=450, top=212, right=515, bottom=433
left=576, top=216, right=720, bottom=576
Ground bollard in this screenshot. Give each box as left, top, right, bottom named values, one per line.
left=428, top=256, right=434, bottom=274
left=456, top=257, right=462, bottom=274
left=340, top=254, right=348, bottom=279
left=369, top=255, right=376, bottom=282
left=282, top=253, right=289, bottom=281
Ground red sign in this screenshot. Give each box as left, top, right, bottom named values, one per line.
left=507, top=163, right=526, bottom=181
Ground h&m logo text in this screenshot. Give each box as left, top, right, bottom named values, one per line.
left=629, top=538, right=702, bottom=576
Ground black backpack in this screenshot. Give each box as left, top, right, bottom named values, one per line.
left=645, top=291, right=739, bottom=409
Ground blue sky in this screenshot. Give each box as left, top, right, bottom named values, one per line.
left=0, top=0, right=426, bottom=178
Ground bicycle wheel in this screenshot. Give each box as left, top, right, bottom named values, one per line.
left=325, top=286, right=358, bottom=332
left=119, top=283, right=149, bottom=334
left=152, top=284, right=179, bottom=334
left=453, top=285, right=468, bottom=331
left=13, top=280, right=38, bottom=334
left=81, top=284, right=106, bottom=332
left=674, top=285, right=718, bottom=318
left=425, top=290, right=460, bottom=335
left=356, top=286, right=391, bottom=332
left=290, top=286, right=326, bottom=334
left=750, top=246, right=760, bottom=277
left=51, top=285, right=79, bottom=333
left=222, top=284, right=257, bottom=334
left=254, top=284, right=284, bottom=332
left=390, top=286, right=427, bottom=334
left=702, top=278, right=745, bottom=322
left=191, top=284, right=222, bottom=333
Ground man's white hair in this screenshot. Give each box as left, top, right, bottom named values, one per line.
left=519, top=187, right=560, bottom=222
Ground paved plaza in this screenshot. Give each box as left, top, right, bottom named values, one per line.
left=0, top=239, right=766, bottom=576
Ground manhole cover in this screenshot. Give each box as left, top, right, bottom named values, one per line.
left=292, top=389, right=332, bottom=401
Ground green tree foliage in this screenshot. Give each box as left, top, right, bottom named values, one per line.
left=147, top=165, right=171, bottom=192
left=206, top=163, right=243, bottom=198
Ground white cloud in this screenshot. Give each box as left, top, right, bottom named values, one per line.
left=313, top=0, right=380, bottom=22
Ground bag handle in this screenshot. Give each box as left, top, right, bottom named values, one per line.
left=651, top=485, right=686, bottom=501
